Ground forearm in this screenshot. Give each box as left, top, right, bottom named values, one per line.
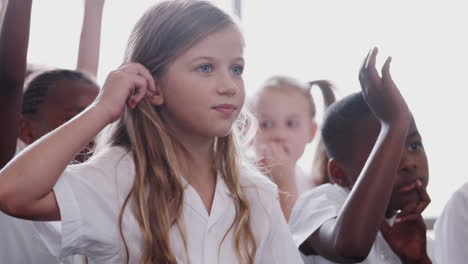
left=0, top=0, right=32, bottom=168
left=76, top=0, right=105, bottom=77
left=0, top=104, right=110, bottom=214
left=333, top=121, right=409, bottom=255
left=0, top=0, right=31, bottom=85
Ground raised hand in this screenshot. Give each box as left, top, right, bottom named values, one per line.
left=359, top=48, right=411, bottom=126
left=94, top=63, right=157, bottom=124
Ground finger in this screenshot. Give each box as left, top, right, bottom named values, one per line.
left=415, top=181, right=431, bottom=213
left=395, top=212, right=420, bottom=224
left=381, top=56, right=393, bottom=81
left=270, top=142, right=284, bottom=157
left=120, top=63, right=157, bottom=93
left=380, top=220, right=392, bottom=237
left=127, top=75, right=148, bottom=108
left=360, top=48, right=374, bottom=73
left=363, top=48, right=381, bottom=88
left=135, top=63, right=157, bottom=93
left=365, top=47, right=379, bottom=70
left=359, top=49, right=373, bottom=87
left=399, top=202, right=418, bottom=214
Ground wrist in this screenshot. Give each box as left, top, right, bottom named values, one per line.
left=88, top=102, right=116, bottom=126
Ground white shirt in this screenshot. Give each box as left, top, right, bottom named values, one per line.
left=295, top=166, right=313, bottom=194
left=433, top=182, right=468, bottom=264
left=34, top=146, right=303, bottom=264
left=289, top=183, right=434, bottom=264
left=0, top=212, right=59, bottom=263
left=0, top=144, right=82, bottom=264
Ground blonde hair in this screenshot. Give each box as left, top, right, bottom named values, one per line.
left=98, top=1, right=256, bottom=263
left=257, top=75, right=336, bottom=186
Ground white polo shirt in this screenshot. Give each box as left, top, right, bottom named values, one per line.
left=0, top=212, right=59, bottom=263
left=433, top=182, right=468, bottom=264
left=34, top=146, right=303, bottom=264
left=289, top=183, right=434, bottom=264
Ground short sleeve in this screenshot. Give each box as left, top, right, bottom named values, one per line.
left=34, top=147, right=133, bottom=258
left=34, top=170, right=83, bottom=257
left=289, top=184, right=348, bottom=248
left=433, top=183, right=468, bottom=264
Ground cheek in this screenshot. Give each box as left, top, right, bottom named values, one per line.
left=253, top=131, right=270, bottom=145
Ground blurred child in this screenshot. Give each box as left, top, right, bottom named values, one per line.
left=0, top=0, right=104, bottom=263
left=0, top=1, right=303, bottom=263
left=433, top=182, right=468, bottom=264
left=19, top=69, right=99, bottom=162
left=251, top=75, right=335, bottom=221
left=289, top=48, right=433, bottom=264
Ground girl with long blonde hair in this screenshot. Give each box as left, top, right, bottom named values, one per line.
left=0, top=1, right=302, bottom=263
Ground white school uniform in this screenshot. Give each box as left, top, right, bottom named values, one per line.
left=289, top=183, right=435, bottom=264
left=0, top=212, right=59, bottom=263
left=33, top=146, right=303, bottom=264
left=0, top=145, right=82, bottom=264
left=433, top=182, right=468, bottom=264
left=295, top=166, right=312, bottom=194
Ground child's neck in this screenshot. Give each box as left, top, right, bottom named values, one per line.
left=173, top=132, right=217, bottom=215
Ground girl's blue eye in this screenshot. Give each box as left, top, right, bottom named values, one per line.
left=231, top=65, right=244, bottom=75
left=408, top=141, right=423, bottom=151
left=287, top=120, right=299, bottom=128
left=197, top=64, right=213, bottom=73
left=260, top=120, right=273, bottom=129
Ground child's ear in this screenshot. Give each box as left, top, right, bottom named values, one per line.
left=328, top=158, right=351, bottom=187
left=307, top=122, right=318, bottom=143
left=18, top=117, right=37, bottom=145
left=149, top=78, right=164, bottom=106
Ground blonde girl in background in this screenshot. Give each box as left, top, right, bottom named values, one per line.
left=251, top=76, right=335, bottom=221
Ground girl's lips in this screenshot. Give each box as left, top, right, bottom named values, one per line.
left=212, top=104, right=237, bottom=114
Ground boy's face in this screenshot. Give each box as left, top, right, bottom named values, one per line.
left=343, top=114, right=429, bottom=215
left=253, top=89, right=317, bottom=163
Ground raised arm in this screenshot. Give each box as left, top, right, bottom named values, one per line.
left=305, top=48, right=412, bottom=262
left=0, top=0, right=32, bottom=169
left=76, top=0, right=105, bottom=77
left=0, top=63, right=157, bottom=221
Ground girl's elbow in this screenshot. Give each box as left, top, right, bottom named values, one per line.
left=0, top=184, right=23, bottom=217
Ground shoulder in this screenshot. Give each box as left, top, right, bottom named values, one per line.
left=57, top=146, right=135, bottom=198
left=289, top=184, right=349, bottom=247
left=452, top=182, right=468, bottom=202
left=66, top=146, right=133, bottom=178
left=297, top=183, right=348, bottom=207
left=437, top=182, right=468, bottom=222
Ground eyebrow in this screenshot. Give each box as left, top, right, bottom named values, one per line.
left=190, top=56, right=244, bottom=64
left=407, top=131, right=421, bottom=139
